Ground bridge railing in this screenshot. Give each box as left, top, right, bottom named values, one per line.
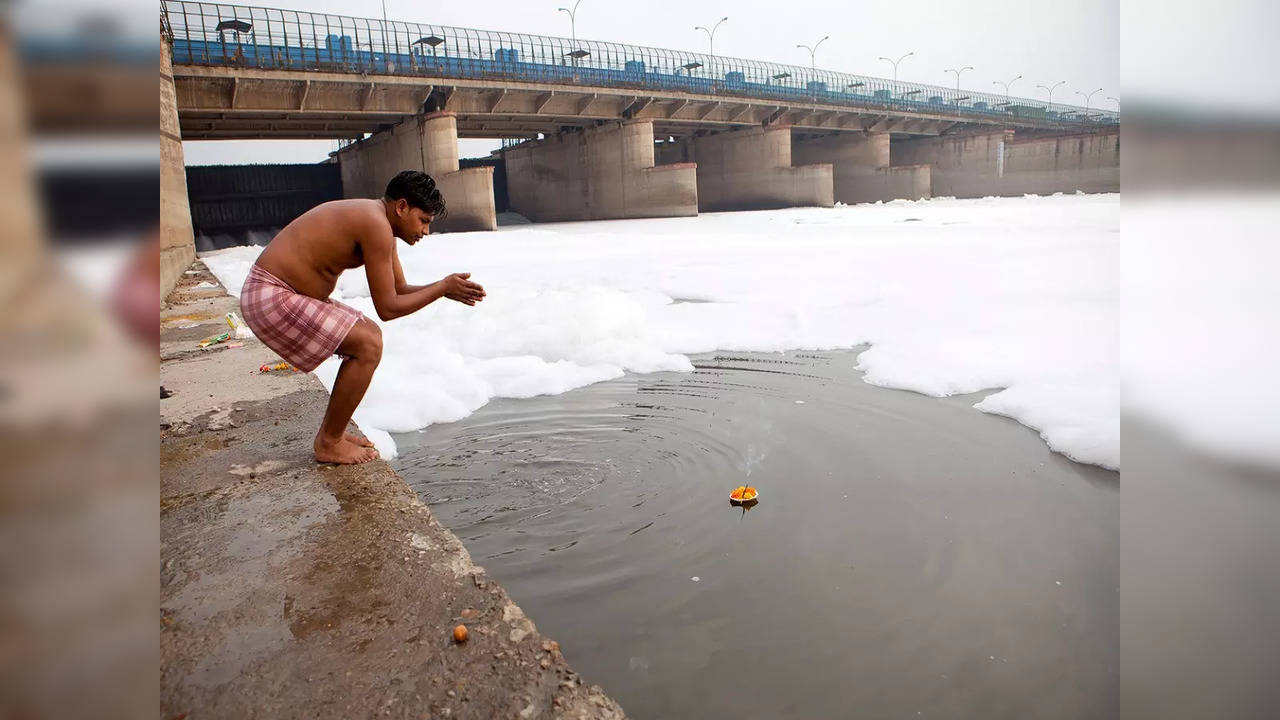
left=162, top=1, right=1118, bottom=127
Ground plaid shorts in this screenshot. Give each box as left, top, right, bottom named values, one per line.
left=239, top=264, right=364, bottom=372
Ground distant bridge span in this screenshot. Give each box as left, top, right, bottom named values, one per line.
left=164, top=1, right=1118, bottom=142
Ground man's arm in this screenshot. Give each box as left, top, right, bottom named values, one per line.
left=391, top=246, right=432, bottom=295
left=364, top=220, right=485, bottom=321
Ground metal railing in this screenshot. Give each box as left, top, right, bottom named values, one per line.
left=162, top=1, right=1119, bottom=127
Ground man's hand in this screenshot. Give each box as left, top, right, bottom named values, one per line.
left=440, top=272, right=486, bottom=306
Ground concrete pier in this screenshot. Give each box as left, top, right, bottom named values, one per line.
left=890, top=129, right=1119, bottom=198
left=502, top=119, right=698, bottom=222
left=656, top=125, right=833, bottom=212
left=336, top=111, right=497, bottom=233
left=161, top=37, right=197, bottom=299
left=793, top=132, right=931, bottom=204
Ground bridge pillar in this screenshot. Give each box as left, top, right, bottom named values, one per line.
left=161, top=37, right=197, bottom=299
left=657, top=125, right=833, bottom=212
left=889, top=129, right=1119, bottom=198
left=792, top=132, right=931, bottom=204
left=502, top=119, right=698, bottom=222
left=335, top=111, right=496, bottom=233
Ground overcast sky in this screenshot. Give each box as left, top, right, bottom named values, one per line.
left=181, top=0, right=1119, bottom=166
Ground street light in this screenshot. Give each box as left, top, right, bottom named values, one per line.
left=1035, top=80, right=1065, bottom=111
left=878, top=51, right=913, bottom=81
left=558, top=0, right=584, bottom=62
left=944, top=65, right=973, bottom=90
left=992, top=74, right=1022, bottom=105
left=796, top=35, right=829, bottom=70
left=1075, top=87, right=1102, bottom=113
left=1105, top=95, right=1120, bottom=111
left=381, top=0, right=389, bottom=54
left=695, top=16, right=728, bottom=60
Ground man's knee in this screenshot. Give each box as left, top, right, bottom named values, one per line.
left=348, top=319, right=383, bottom=362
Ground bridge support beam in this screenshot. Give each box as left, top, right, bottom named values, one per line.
left=335, top=111, right=496, bottom=232
left=161, top=37, right=197, bottom=299
left=501, top=119, right=698, bottom=222
left=889, top=129, right=1119, bottom=198
left=657, top=125, right=833, bottom=212
left=792, top=132, right=931, bottom=204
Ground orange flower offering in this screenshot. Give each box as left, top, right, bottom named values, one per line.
left=730, top=486, right=758, bottom=501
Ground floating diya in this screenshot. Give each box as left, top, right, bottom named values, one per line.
left=729, top=485, right=759, bottom=504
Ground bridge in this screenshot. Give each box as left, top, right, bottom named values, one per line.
left=161, top=1, right=1119, bottom=239
left=164, top=1, right=1116, bottom=141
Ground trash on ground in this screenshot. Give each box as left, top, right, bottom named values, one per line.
left=259, top=362, right=299, bottom=373
left=225, top=311, right=253, bottom=339
left=198, top=330, right=232, bottom=348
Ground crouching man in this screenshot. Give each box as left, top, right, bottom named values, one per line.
left=240, top=171, right=486, bottom=464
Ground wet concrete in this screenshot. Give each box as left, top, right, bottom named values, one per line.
left=160, top=262, right=626, bottom=719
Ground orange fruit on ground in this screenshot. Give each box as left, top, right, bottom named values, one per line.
left=453, top=624, right=469, bottom=643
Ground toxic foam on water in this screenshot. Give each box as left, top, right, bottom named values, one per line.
left=203, top=194, right=1120, bottom=468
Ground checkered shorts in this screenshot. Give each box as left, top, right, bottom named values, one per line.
left=239, top=264, right=364, bottom=372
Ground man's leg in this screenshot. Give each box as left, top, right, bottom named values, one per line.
left=313, top=317, right=383, bottom=464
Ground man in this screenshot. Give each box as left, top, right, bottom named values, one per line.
left=240, top=171, right=486, bottom=464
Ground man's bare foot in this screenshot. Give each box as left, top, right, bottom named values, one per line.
left=345, top=432, right=376, bottom=448
left=314, top=435, right=379, bottom=464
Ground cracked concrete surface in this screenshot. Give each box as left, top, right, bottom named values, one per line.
left=161, top=261, right=626, bottom=719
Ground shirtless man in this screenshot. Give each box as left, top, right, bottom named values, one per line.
left=240, top=171, right=486, bottom=464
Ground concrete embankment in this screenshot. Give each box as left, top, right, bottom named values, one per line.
left=160, top=261, right=626, bottom=719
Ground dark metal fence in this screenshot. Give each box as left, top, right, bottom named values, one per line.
left=162, top=1, right=1119, bottom=127
left=185, top=162, right=342, bottom=247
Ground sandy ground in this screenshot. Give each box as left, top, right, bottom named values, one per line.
left=160, top=260, right=626, bottom=719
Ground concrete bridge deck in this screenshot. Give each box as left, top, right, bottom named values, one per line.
left=165, top=1, right=1118, bottom=143
left=174, top=65, right=1068, bottom=142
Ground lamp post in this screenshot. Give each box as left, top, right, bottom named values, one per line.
left=1035, top=80, right=1065, bottom=111
left=993, top=74, right=1022, bottom=104
left=796, top=35, right=829, bottom=70
left=558, top=0, right=583, bottom=62
left=695, top=16, right=728, bottom=59
left=1076, top=86, right=1102, bottom=113
left=944, top=65, right=973, bottom=90
left=381, top=0, right=388, bottom=53
left=878, top=51, right=913, bottom=81
left=1106, top=95, right=1120, bottom=111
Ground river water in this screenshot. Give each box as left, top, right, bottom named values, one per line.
left=394, top=349, right=1118, bottom=719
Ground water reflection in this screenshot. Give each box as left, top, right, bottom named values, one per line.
left=394, top=350, right=1119, bottom=719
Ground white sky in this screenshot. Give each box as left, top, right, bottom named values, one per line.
left=181, top=0, right=1119, bottom=166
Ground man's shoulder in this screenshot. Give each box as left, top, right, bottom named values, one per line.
left=321, top=199, right=391, bottom=238
left=320, top=198, right=383, bottom=221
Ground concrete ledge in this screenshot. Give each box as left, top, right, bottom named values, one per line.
left=435, top=166, right=498, bottom=233
left=891, top=130, right=1119, bottom=198
left=504, top=120, right=698, bottom=221
left=840, top=164, right=932, bottom=204
left=681, top=126, right=835, bottom=212
left=161, top=263, right=626, bottom=718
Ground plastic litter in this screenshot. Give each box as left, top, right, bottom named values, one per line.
left=225, top=312, right=253, bottom=339
left=198, top=330, right=232, bottom=348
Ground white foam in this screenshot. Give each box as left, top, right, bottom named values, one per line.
left=202, top=194, right=1120, bottom=467
left=1123, top=194, right=1280, bottom=469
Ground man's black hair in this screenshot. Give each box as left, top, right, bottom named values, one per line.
left=384, top=170, right=447, bottom=220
